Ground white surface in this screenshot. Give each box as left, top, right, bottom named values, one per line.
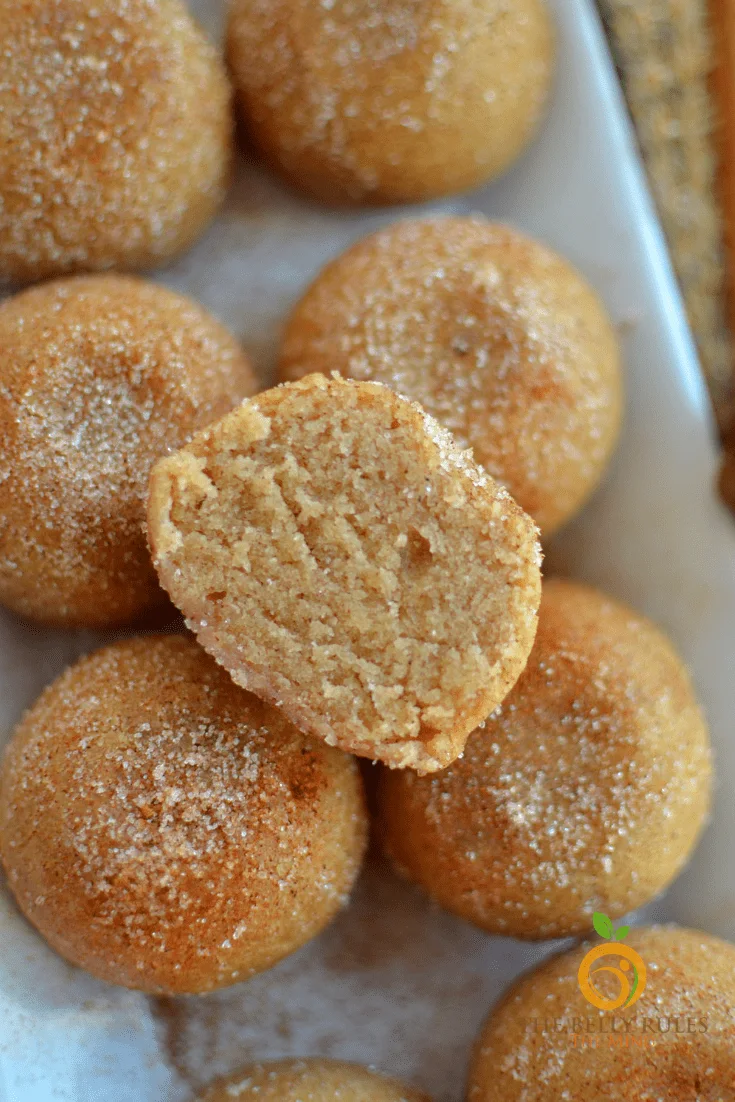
left=1, top=0, right=734, bottom=1098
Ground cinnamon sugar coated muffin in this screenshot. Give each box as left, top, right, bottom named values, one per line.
left=378, top=580, right=711, bottom=937
left=0, top=635, right=367, bottom=995
left=280, top=218, right=623, bottom=536
left=0, top=275, right=255, bottom=627
left=226, top=0, right=554, bottom=205
left=200, top=1059, right=430, bottom=1101
left=147, top=374, right=542, bottom=773
left=469, top=927, right=735, bottom=1100
left=0, top=0, right=232, bottom=284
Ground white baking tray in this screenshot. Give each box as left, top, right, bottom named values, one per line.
left=1, top=0, right=734, bottom=1098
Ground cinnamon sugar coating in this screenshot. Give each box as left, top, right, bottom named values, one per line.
left=0, top=0, right=232, bottom=284
left=280, top=218, right=623, bottom=536
left=226, top=0, right=554, bottom=205
left=378, top=580, right=712, bottom=938
left=200, top=1059, right=430, bottom=1101
left=469, top=927, right=735, bottom=1100
left=147, top=374, right=542, bottom=773
left=0, top=275, right=255, bottom=627
left=0, top=635, right=367, bottom=995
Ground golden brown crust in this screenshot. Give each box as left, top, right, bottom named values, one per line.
left=0, top=635, right=367, bottom=995
left=378, top=579, right=712, bottom=938
left=0, top=275, right=255, bottom=627
left=200, top=1059, right=430, bottom=1101
left=0, top=0, right=232, bottom=284
left=147, top=374, right=542, bottom=773
left=226, top=0, right=554, bottom=205
left=280, top=218, right=623, bottom=537
left=468, top=926, right=735, bottom=1100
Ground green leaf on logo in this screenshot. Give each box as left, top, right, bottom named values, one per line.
left=614, top=925, right=630, bottom=941
left=624, top=965, right=639, bottom=1007
left=592, top=912, right=613, bottom=939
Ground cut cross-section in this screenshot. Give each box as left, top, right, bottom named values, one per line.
left=147, top=374, right=542, bottom=772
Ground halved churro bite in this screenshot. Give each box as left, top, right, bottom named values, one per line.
left=148, top=375, right=542, bottom=773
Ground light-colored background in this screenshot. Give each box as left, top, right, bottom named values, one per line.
left=1, top=0, right=734, bottom=1098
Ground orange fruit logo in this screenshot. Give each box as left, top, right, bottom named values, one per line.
left=577, top=913, right=647, bottom=1011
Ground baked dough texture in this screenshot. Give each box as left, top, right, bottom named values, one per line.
left=147, top=374, right=542, bottom=773
left=199, top=1059, right=430, bottom=1101
left=280, top=218, right=623, bottom=536
left=0, top=0, right=232, bottom=284
left=378, top=579, right=712, bottom=937
left=0, top=275, right=255, bottom=627
left=226, top=0, right=554, bottom=204
left=0, top=635, right=367, bottom=995
left=469, top=927, right=735, bottom=1100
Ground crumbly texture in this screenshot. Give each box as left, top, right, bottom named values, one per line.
left=0, top=635, right=367, bottom=996
left=0, top=0, right=232, bottom=285
left=199, top=1059, right=430, bottom=1101
left=378, top=579, right=712, bottom=938
left=468, top=926, right=735, bottom=1100
left=147, top=374, right=542, bottom=773
left=0, top=274, right=255, bottom=627
left=280, top=218, right=623, bottom=537
left=226, top=0, right=554, bottom=205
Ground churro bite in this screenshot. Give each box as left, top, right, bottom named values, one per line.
left=469, top=927, right=735, bottom=1100
left=378, top=580, right=711, bottom=937
left=0, top=0, right=232, bottom=284
left=280, top=218, right=623, bottom=536
left=226, top=0, right=554, bottom=205
left=147, top=374, right=542, bottom=773
left=200, top=1059, right=430, bottom=1101
left=0, top=275, right=255, bottom=627
left=0, top=635, right=367, bottom=995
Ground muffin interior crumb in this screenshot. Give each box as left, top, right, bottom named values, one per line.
left=149, top=375, right=541, bottom=772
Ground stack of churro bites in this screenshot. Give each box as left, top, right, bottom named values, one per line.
left=0, top=1, right=727, bottom=1099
